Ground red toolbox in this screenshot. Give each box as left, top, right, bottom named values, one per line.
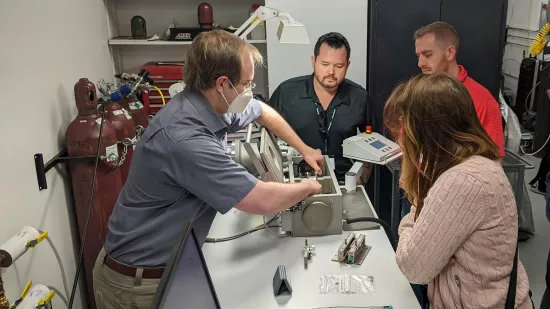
left=140, top=62, right=185, bottom=116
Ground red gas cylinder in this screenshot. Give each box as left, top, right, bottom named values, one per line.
left=120, top=97, right=148, bottom=129
left=102, top=99, right=136, bottom=184
left=65, top=78, right=123, bottom=309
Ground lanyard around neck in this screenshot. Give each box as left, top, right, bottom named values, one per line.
left=316, top=104, right=338, bottom=153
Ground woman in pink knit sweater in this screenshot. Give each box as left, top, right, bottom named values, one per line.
left=384, top=73, right=532, bottom=309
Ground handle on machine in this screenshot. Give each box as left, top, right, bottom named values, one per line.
left=506, top=150, right=536, bottom=170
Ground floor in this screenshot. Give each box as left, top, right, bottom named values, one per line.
left=519, top=156, right=549, bottom=307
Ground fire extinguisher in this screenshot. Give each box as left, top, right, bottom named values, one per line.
left=65, top=78, right=123, bottom=309
left=97, top=80, right=136, bottom=184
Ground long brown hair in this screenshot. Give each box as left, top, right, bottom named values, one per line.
left=383, top=73, right=500, bottom=220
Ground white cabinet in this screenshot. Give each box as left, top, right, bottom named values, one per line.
left=105, top=0, right=269, bottom=98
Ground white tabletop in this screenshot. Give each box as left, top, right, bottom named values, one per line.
left=202, top=194, right=420, bottom=309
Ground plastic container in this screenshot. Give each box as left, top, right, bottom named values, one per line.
left=248, top=4, right=266, bottom=40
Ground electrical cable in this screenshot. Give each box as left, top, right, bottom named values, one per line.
left=152, top=86, right=166, bottom=105
left=524, top=81, right=540, bottom=112
left=263, top=213, right=288, bottom=237
left=37, top=230, right=70, bottom=299
left=520, top=74, right=550, bottom=155
left=522, top=132, right=550, bottom=156
left=204, top=225, right=280, bottom=243
left=47, top=286, right=69, bottom=308
left=66, top=102, right=107, bottom=309
left=345, top=217, right=396, bottom=251
left=205, top=216, right=281, bottom=243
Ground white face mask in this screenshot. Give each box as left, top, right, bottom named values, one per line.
left=221, top=80, right=253, bottom=113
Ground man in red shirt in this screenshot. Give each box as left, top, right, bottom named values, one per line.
left=414, top=22, right=505, bottom=157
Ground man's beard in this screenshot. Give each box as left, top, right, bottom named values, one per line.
left=315, top=74, right=339, bottom=89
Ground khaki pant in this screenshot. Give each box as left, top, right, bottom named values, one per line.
left=93, top=249, right=161, bottom=309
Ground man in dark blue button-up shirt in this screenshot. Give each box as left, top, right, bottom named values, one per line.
left=92, top=29, right=325, bottom=309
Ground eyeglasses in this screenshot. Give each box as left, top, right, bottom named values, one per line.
left=243, top=81, right=256, bottom=90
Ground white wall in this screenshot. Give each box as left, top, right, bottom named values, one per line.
left=508, top=0, right=544, bottom=31
left=265, top=0, right=368, bottom=97
left=0, top=0, right=115, bottom=308
left=502, top=0, right=545, bottom=101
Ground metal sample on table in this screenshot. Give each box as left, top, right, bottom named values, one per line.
left=303, top=239, right=315, bottom=269
left=335, top=233, right=356, bottom=262
left=332, top=233, right=371, bottom=265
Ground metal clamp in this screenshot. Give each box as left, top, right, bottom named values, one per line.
left=506, top=150, right=536, bottom=170
left=34, top=150, right=99, bottom=191
left=111, top=138, right=133, bottom=169
left=303, top=239, right=315, bottom=269
left=135, top=125, right=145, bottom=142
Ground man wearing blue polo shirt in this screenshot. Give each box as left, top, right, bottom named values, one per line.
left=92, top=30, right=325, bottom=309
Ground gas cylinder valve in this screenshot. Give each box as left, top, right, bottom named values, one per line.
left=114, top=71, right=149, bottom=129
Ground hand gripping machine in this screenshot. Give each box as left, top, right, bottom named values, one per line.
left=228, top=126, right=384, bottom=237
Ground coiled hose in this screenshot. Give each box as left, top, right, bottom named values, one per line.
left=151, top=86, right=166, bottom=105
left=530, top=23, right=550, bottom=57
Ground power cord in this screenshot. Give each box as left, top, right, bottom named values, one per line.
left=47, top=286, right=68, bottom=307
left=67, top=102, right=107, bottom=309
left=151, top=86, right=166, bottom=106
left=522, top=132, right=550, bottom=156
left=263, top=213, right=288, bottom=238
left=345, top=217, right=396, bottom=251
left=37, top=229, right=70, bottom=301
left=524, top=81, right=540, bottom=112
left=205, top=215, right=281, bottom=243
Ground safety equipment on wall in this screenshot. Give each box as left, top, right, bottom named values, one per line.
left=0, top=226, right=70, bottom=309
left=530, top=23, right=550, bottom=56
left=0, top=226, right=48, bottom=268
left=97, top=80, right=137, bottom=184
left=11, top=283, right=55, bottom=309
left=65, top=78, right=123, bottom=309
